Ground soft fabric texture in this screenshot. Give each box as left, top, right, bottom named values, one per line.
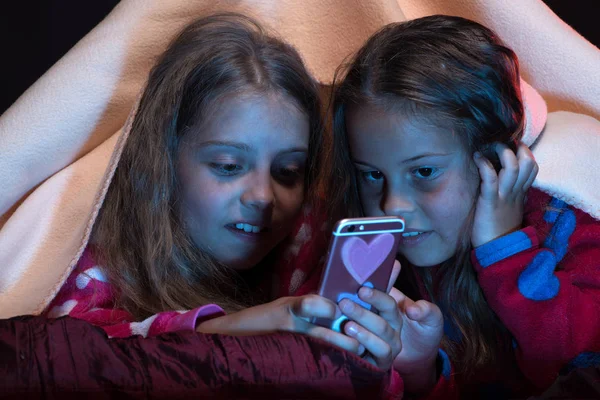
left=0, top=315, right=399, bottom=399
left=3, top=0, right=598, bottom=319
left=42, top=246, right=225, bottom=338
left=422, top=188, right=600, bottom=398
left=529, top=111, right=600, bottom=222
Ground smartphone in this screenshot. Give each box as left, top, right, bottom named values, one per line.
left=312, top=216, right=405, bottom=332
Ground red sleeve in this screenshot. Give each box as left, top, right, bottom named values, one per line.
left=384, top=369, right=405, bottom=400
left=44, top=247, right=224, bottom=338
left=100, top=305, right=225, bottom=338
left=472, top=195, right=600, bottom=389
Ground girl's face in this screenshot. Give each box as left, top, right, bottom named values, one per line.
left=177, top=93, right=309, bottom=270
left=346, top=103, right=480, bottom=267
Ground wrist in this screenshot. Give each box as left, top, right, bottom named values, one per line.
left=196, top=314, right=227, bottom=333
left=472, top=224, right=522, bottom=248
left=398, top=355, right=438, bottom=395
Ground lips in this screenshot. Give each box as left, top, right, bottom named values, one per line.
left=399, top=230, right=431, bottom=246
left=233, top=223, right=264, bottom=233
left=226, top=222, right=271, bottom=236
left=402, top=231, right=425, bottom=238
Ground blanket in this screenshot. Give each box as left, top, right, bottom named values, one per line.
left=1, top=0, right=599, bottom=318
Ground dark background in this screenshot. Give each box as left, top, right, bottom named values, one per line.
left=0, top=0, right=597, bottom=115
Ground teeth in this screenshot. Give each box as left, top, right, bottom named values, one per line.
left=235, top=223, right=261, bottom=233
left=402, top=232, right=423, bottom=237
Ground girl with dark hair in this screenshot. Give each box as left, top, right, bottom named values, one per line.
left=43, top=13, right=403, bottom=373
left=331, top=14, right=600, bottom=398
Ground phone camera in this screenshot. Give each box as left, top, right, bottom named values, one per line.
left=348, top=225, right=356, bottom=232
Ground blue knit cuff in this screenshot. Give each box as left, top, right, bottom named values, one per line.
left=474, top=229, right=535, bottom=268
left=438, top=348, right=451, bottom=379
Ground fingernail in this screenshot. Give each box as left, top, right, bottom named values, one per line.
left=359, top=287, right=373, bottom=298
left=474, top=152, right=482, bottom=159
left=357, top=344, right=366, bottom=355
left=346, top=323, right=359, bottom=337
left=341, top=300, right=354, bottom=313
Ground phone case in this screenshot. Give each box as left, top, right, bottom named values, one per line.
left=312, top=216, right=405, bottom=331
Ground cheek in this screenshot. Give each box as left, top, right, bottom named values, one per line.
left=423, top=180, right=476, bottom=238
left=179, top=174, right=224, bottom=224
left=359, top=190, right=380, bottom=215
left=275, top=184, right=305, bottom=216
left=181, top=191, right=213, bottom=230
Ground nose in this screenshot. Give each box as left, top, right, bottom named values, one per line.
left=241, top=172, right=275, bottom=211
left=382, top=190, right=415, bottom=217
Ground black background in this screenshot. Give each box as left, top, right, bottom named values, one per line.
left=0, top=0, right=597, bottom=115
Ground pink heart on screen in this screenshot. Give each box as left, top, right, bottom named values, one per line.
left=341, top=233, right=394, bottom=285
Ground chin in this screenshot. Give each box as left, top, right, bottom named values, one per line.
left=404, top=253, right=449, bottom=268
left=225, top=253, right=269, bottom=271
left=411, top=261, right=441, bottom=268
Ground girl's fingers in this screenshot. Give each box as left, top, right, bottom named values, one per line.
left=523, top=163, right=539, bottom=192
left=344, top=321, right=394, bottom=365
left=495, top=143, right=519, bottom=198
left=405, top=300, right=444, bottom=328
left=386, top=260, right=401, bottom=293
left=338, top=298, right=393, bottom=339
left=339, top=289, right=401, bottom=337
left=513, top=143, right=537, bottom=193
left=474, top=151, right=499, bottom=201
left=359, top=287, right=402, bottom=330
left=306, top=325, right=363, bottom=354
left=291, top=295, right=341, bottom=321
left=389, top=288, right=415, bottom=311
left=288, top=296, right=366, bottom=355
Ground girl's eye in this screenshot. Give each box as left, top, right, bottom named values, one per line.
left=211, top=163, right=243, bottom=175
left=280, top=167, right=300, bottom=177
left=412, top=167, right=438, bottom=179
left=360, top=170, right=384, bottom=183
left=275, top=166, right=304, bottom=186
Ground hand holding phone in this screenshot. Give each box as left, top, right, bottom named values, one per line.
left=313, top=216, right=404, bottom=331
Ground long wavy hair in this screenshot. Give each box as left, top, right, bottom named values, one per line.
left=330, top=15, right=524, bottom=380
left=92, top=13, right=322, bottom=319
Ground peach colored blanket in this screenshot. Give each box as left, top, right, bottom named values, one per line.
left=1, top=0, right=599, bottom=318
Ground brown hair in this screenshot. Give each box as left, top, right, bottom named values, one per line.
left=330, top=15, right=524, bottom=380
left=92, top=13, right=322, bottom=319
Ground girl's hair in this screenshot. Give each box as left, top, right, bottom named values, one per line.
left=92, top=13, right=322, bottom=319
left=330, top=15, right=524, bottom=380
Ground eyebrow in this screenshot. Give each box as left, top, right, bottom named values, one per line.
left=400, top=152, right=454, bottom=164
left=195, top=140, right=252, bottom=151
left=196, top=140, right=308, bottom=155
left=353, top=152, right=453, bottom=168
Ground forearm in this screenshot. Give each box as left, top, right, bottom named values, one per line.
left=400, top=358, right=437, bottom=395
left=197, top=300, right=282, bottom=335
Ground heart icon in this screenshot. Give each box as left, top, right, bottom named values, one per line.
left=341, top=233, right=394, bottom=285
